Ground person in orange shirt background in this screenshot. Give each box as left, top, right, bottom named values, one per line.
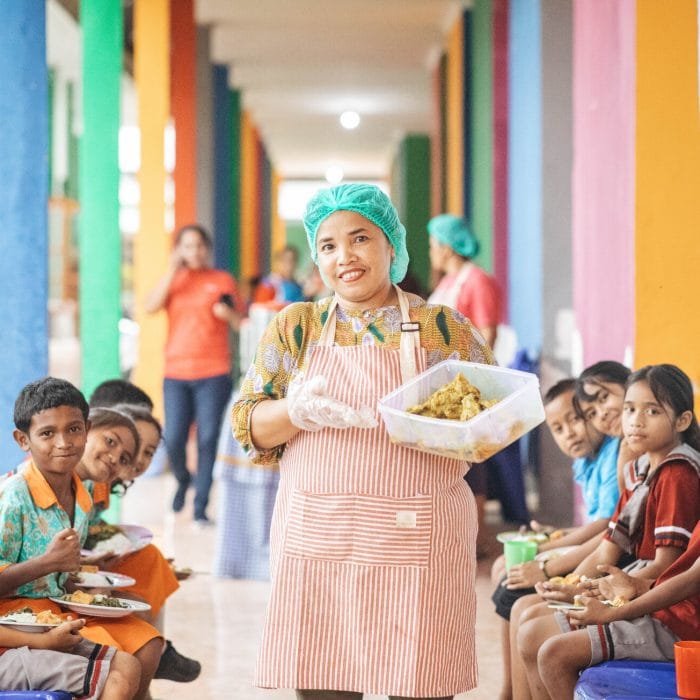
left=145, top=224, right=242, bottom=525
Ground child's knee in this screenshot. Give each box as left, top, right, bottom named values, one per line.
left=135, top=638, right=164, bottom=676
left=516, top=618, right=545, bottom=665
left=111, top=651, right=141, bottom=695
left=537, top=636, right=567, bottom=678
left=510, top=594, right=538, bottom=627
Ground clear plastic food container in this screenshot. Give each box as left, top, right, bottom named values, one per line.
left=378, top=360, right=545, bottom=462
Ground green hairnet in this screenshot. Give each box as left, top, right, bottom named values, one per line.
left=302, top=184, right=409, bottom=284
left=427, top=214, right=480, bottom=259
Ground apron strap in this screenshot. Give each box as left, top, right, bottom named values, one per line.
left=318, top=286, right=421, bottom=384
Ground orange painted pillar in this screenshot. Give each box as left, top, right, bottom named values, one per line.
left=446, top=16, right=465, bottom=216
left=132, top=0, right=170, bottom=417
left=634, top=0, right=700, bottom=394
left=270, top=170, right=285, bottom=254
left=171, top=0, right=197, bottom=228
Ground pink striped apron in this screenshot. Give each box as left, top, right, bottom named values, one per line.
left=255, top=287, right=478, bottom=697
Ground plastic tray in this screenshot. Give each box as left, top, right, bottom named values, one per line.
left=378, top=360, right=545, bottom=462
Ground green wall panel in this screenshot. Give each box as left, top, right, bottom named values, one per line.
left=79, top=0, right=123, bottom=395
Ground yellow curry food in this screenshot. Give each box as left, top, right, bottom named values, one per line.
left=407, top=372, right=499, bottom=421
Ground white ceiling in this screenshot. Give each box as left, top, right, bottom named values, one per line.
left=197, top=0, right=465, bottom=180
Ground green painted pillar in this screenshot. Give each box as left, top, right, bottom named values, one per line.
left=471, top=0, right=494, bottom=272
left=395, top=134, right=432, bottom=293
left=79, top=0, right=123, bottom=396
left=66, top=81, right=79, bottom=199
left=229, top=88, right=241, bottom=279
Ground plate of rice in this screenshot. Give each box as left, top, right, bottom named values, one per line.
left=0, top=608, right=71, bottom=632
left=81, top=523, right=153, bottom=556
left=51, top=592, right=151, bottom=618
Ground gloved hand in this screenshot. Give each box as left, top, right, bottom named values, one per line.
left=287, top=374, right=378, bottom=432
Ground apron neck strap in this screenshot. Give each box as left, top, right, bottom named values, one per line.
left=318, top=286, right=421, bottom=383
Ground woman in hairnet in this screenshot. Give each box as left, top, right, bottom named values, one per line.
left=232, top=184, right=493, bottom=700
left=427, top=214, right=502, bottom=349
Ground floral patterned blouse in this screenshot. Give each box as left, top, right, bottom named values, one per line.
left=232, top=293, right=495, bottom=466
left=0, top=461, right=92, bottom=598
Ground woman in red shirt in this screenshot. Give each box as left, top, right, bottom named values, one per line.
left=145, top=224, right=241, bottom=524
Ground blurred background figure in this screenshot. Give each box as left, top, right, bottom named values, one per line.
left=428, top=214, right=502, bottom=348
left=145, top=224, right=242, bottom=526
left=253, top=245, right=305, bottom=306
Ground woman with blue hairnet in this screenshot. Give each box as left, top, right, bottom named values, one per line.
left=232, top=184, right=494, bottom=699
left=428, top=214, right=504, bottom=559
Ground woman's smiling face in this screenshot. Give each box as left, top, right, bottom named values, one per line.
left=316, top=210, right=394, bottom=310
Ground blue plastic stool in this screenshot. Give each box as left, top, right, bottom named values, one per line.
left=0, top=693, right=72, bottom=699
left=575, top=660, right=680, bottom=699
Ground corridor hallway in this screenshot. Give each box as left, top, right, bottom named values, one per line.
left=122, top=473, right=505, bottom=700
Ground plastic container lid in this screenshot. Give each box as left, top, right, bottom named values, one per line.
left=378, top=360, right=545, bottom=462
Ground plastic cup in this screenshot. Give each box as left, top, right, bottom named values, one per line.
left=676, top=641, right=700, bottom=699
left=504, top=539, right=538, bottom=571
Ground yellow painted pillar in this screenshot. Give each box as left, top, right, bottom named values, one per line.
left=446, top=17, right=465, bottom=216
left=270, top=170, right=286, bottom=253
left=634, top=0, right=700, bottom=395
left=132, top=0, right=170, bottom=418
left=240, top=111, right=260, bottom=281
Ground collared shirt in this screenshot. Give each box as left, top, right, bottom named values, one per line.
left=0, top=461, right=93, bottom=598
left=83, top=479, right=110, bottom=527
left=572, top=436, right=621, bottom=522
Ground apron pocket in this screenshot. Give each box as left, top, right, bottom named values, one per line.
left=284, top=490, right=433, bottom=568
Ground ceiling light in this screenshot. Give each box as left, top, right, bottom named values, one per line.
left=339, top=111, right=360, bottom=130
left=325, top=165, right=344, bottom=185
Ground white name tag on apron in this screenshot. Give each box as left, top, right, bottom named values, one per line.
left=396, top=511, right=417, bottom=528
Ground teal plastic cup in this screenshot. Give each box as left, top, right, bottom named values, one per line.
left=504, top=539, right=538, bottom=571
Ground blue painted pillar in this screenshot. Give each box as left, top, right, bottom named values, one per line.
left=508, top=0, right=542, bottom=356
left=0, top=2, right=49, bottom=465
left=212, top=64, right=231, bottom=271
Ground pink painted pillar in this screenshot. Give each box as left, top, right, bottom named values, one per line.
left=572, top=0, right=635, bottom=367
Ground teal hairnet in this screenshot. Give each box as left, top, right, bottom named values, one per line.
left=303, top=184, right=409, bottom=284
left=427, top=214, right=480, bottom=259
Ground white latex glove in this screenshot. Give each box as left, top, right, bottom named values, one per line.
left=287, top=374, right=378, bottom=432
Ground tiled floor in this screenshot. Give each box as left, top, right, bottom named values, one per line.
left=122, top=473, right=507, bottom=700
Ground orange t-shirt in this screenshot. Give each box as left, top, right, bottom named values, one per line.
left=164, top=268, right=239, bottom=380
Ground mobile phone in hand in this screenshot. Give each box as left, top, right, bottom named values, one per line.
left=219, top=293, right=234, bottom=308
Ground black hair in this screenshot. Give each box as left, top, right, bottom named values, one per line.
left=14, top=377, right=89, bottom=433
left=575, top=361, right=631, bottom=405
left=543, top=378, right=577, bottom=406
left=112, top=403, right=163, bottom=440
left=626, top=364, right=700, bottom=452
left=275, top=245, right=299, bottom=261
left=89, top=379, right=154, bottom=410
left=174, top=223, right=212, bottom=249
left=87, top=407, right=141, bottom=460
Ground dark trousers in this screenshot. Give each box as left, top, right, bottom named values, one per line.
left=163, top=373, right=232, bottom=519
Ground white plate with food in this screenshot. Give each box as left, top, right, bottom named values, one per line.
left=547, top=600, right=614, bottom=611
left=496, top=530, right=549, bottom=544
left=0, top=609, right=70, bottom=632
left=51, top=593, right=151, bottom=618
left=74, top=571, right=136, bottom=589
left=82, top=523, right=153, bottom=556
left=535, top=546, right=578, bottom=561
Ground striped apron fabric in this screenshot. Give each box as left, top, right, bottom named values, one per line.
left=255, top=288, right=478, bottom=697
